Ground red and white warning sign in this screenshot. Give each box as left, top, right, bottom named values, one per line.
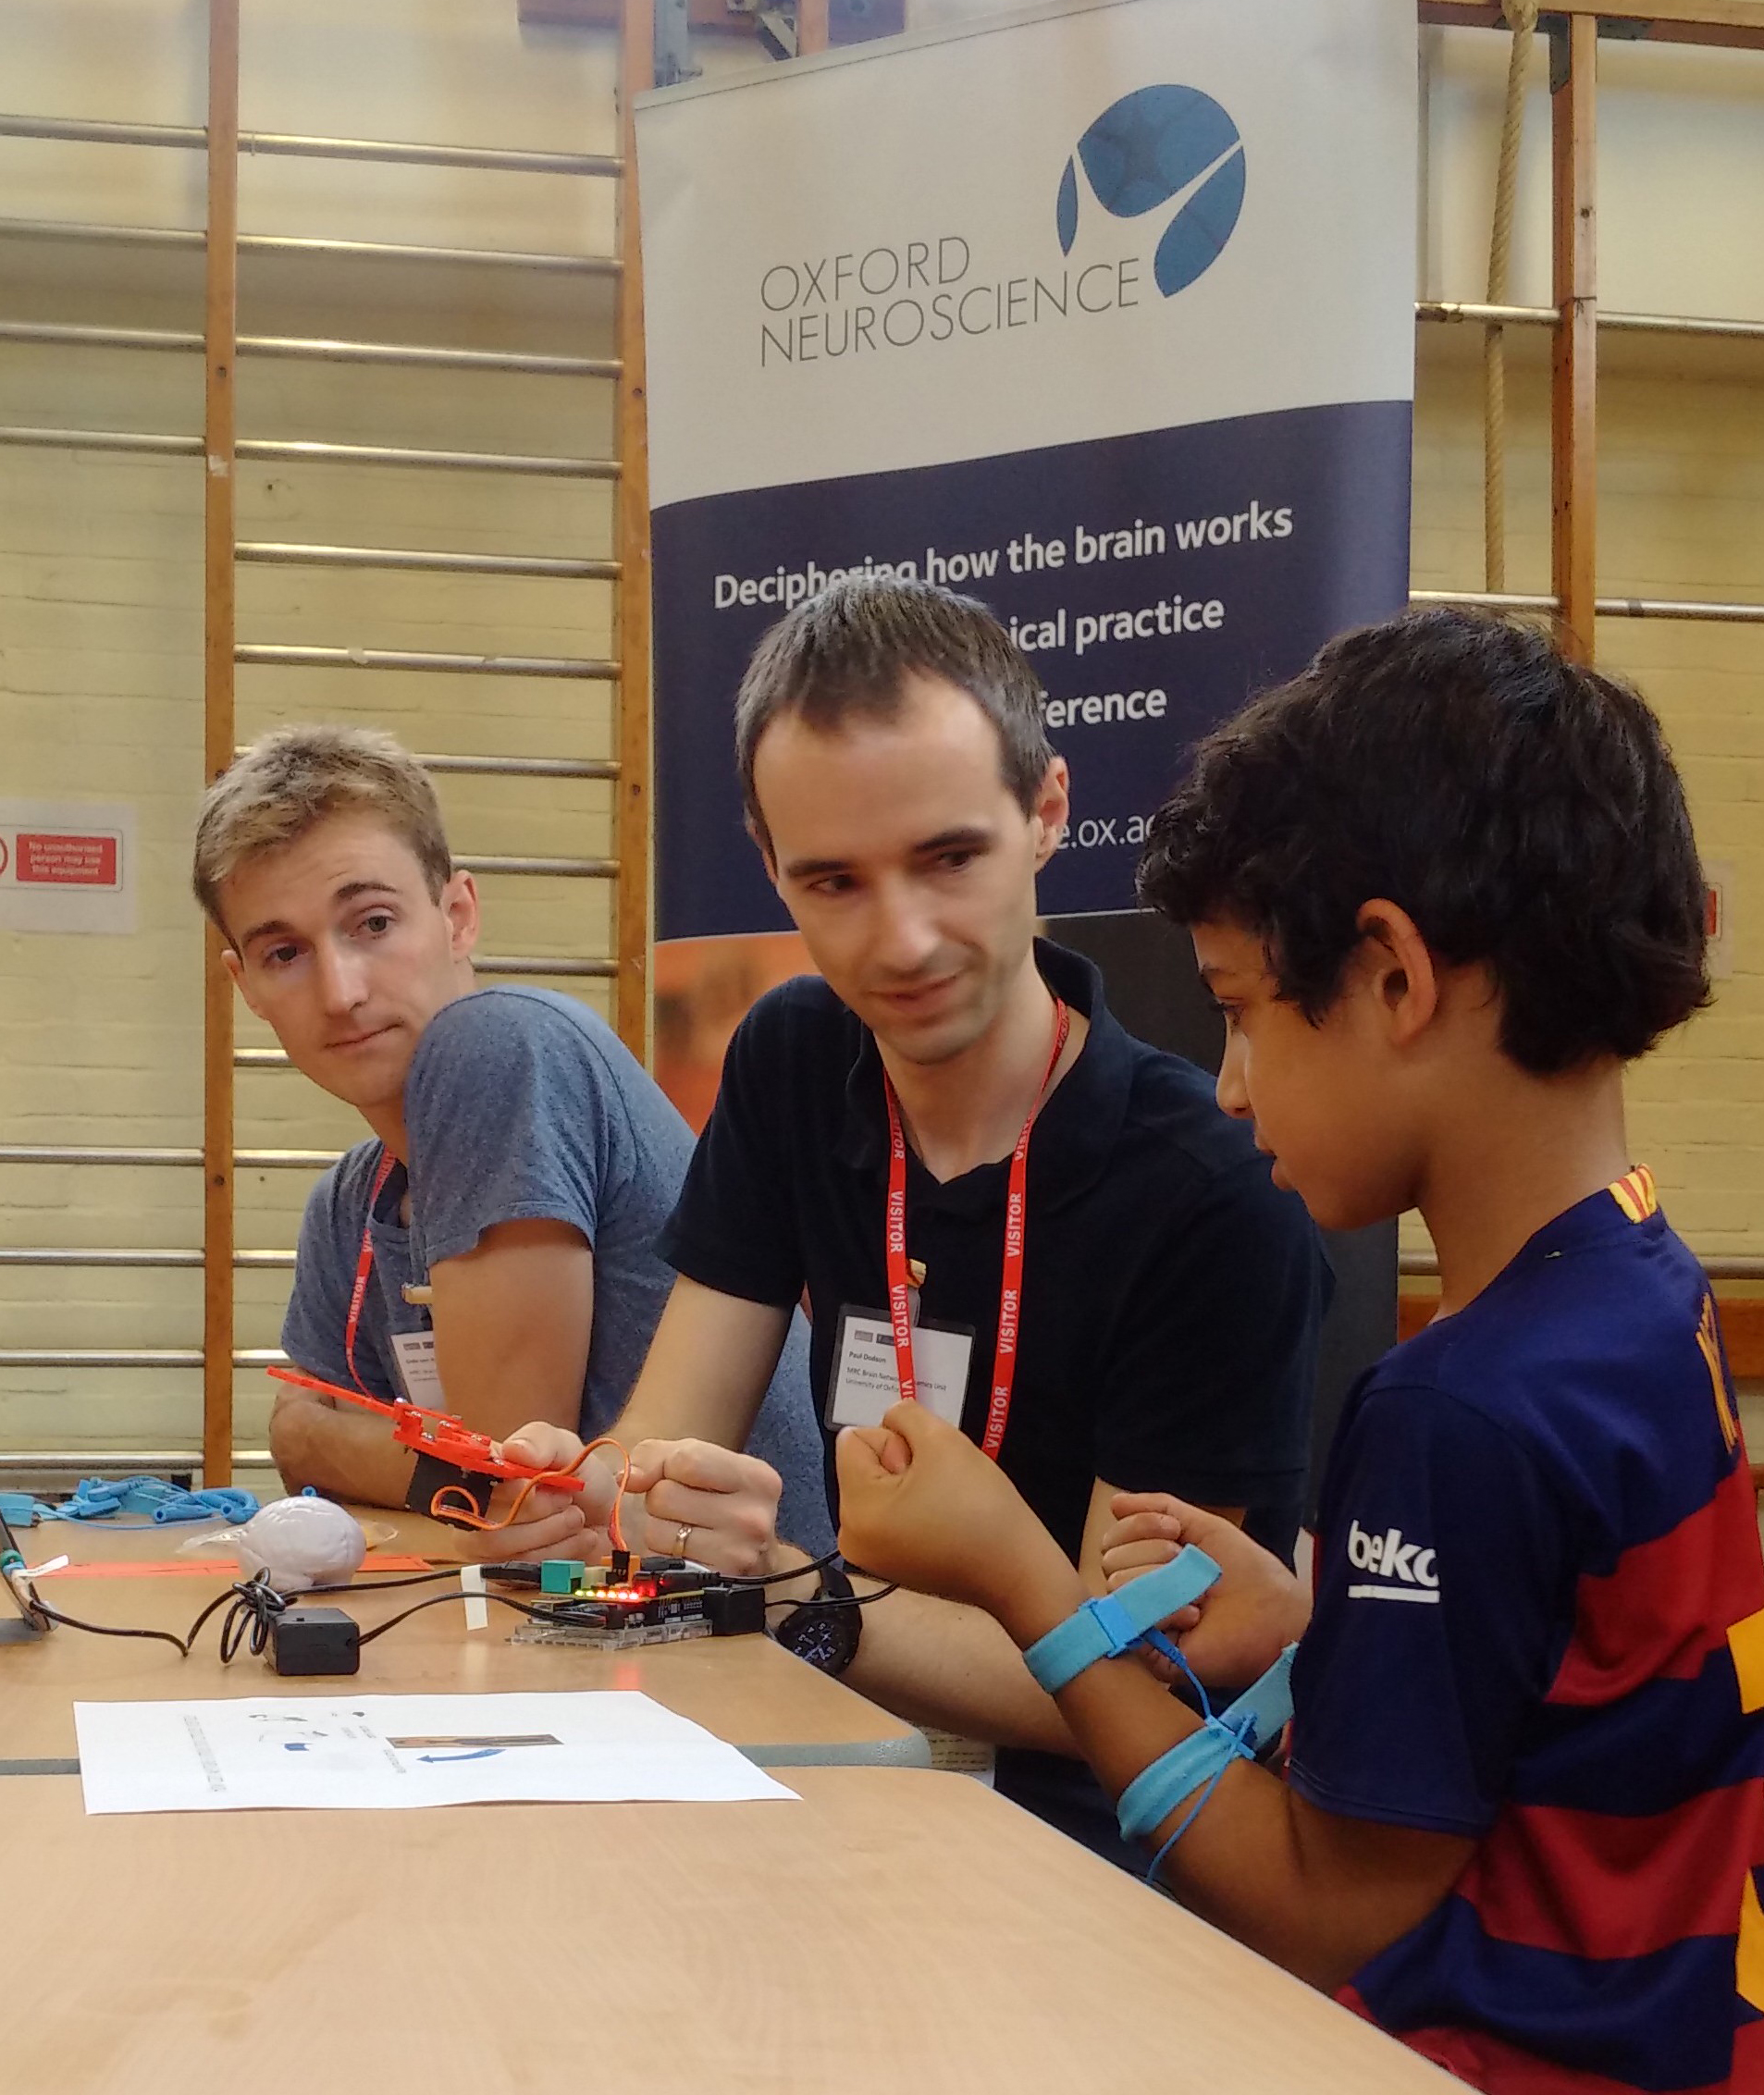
left=0, top=801, right=135, bottom=933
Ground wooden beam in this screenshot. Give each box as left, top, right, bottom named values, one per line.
left=797, top=0, right=831, bottom=54
left=1421, top=0, right=1764, bottom=50
left=616, top=0, right=654, bottom=1064
left=202, top=0, right=239, bottom=1489
left=1549, top=14, right=1597, bottom=661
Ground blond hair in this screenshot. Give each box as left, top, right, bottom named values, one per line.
left=193, top=724, right=451, bottom=937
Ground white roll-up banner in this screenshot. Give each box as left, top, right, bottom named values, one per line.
left=637, top=0, right=1415, bottom=1104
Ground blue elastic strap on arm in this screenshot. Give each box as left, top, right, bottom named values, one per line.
left=1117, top=1642, right=1298, bottom=1845
left=1021, top=1549, right=1221, bottom=1696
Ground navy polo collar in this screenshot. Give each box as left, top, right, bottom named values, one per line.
left=833, top=938, right=1136, bottom=1214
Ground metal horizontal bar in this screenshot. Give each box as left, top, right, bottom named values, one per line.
left=0, top=1249, right=295, bottom=1270
left=237, top=542, right=621, bottom=578
left=1601, top=311, right=1764, bottom=344
left=1411, top=589, right=1559, bottom=612
left=456, top=855, right=618, bottom=879
left=1416, top=300, right=1555, bottom=327
left=244, top=135, right=617, bottom=178
left=236, top=438, right=617, bottom=478
left=229, top=746, right=620, bottom=781
left=0, top=425, right=201, bottom=458
left=0, top=216, right=618, bottom=275
left=0, top=319, right=618, bottom=377
left=476, top=955, right=619, bottom=980
left=1401, top=1252, right=1764, bottom=1282
left=1, top=1150, right=340, bottom=1180
left=243, top=336, right=620, bottom=376
left=0, top=1450, right=275, bottom=1473
left=0, top=319, right=200, bottom=355
left=1597, top=596, right=1764, bottom=625
left=1415, top=301, right=1764, bottom=343
left=237, top=645, right=620, bottom=679
left=416, top=752, right=622, bottom=779
left=0, top=1349, right=204, bottom=1369
left=235, top=1047, right=290, bottom=1069
left=0, top=1145, right=202, bottom=1167
left=1412, top=588, right=1764, bottom=624
left=0, top=111, right=620, bottom=178
left=0, top=1351, right=287, bottom=1370
left=0, top=426, right=617, bottom=477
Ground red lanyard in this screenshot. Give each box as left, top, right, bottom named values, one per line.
left=882, top=997, right=1070, bottom=1460
left=344, top=1148, right=398, bottom=1395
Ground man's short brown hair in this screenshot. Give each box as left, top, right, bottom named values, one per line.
left=734, top=576, right=1055, bottom=855
left=193, top=723, right=451, bottom=939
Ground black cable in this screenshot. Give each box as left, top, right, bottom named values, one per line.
left=763, top=1583, right=899, bottom=1609
left=728, top=1547, right=843, bottom=1588
left=21, top=1592, right=191, bottom=1652
left=314, top=1568, right=473, bottom=1596
left=354, top=1587, right=549, bottom=1646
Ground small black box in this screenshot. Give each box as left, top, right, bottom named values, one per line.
left=703, top=1584, right=767, bottom=1638
left=268, top=1606, right=361, bottom=1676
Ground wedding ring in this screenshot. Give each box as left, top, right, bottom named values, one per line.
left=675, top=1522, right=695, bottom=1558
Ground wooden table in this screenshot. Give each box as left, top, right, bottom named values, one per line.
left=1, top=1510, right=927, bottom=1768
left=7, top=1767, right=1451, bottom=2095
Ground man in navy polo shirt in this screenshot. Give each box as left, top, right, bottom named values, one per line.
left=511, top=577, right=1324, bottom=1851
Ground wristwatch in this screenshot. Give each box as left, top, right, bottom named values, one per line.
left=771, top=1562, right=860, bottom=1675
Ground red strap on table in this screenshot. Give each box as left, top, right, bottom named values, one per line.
left=344, top=1148, right=398, bottom=1396
left=882, top=997, right=1069, bottom=1460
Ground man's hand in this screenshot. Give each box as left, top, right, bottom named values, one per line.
left=499, top=1423, right=786, bottom=1578
left=835, top=1403, right=1083, bottom=1642
left=444, top=1424, right=620, bottom=1565
left=1102, top=1491, right=1311, bottom=1692
left=624, top=1439, right=784, bottom=1577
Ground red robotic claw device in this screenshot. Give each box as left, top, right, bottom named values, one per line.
left=265, top=1365, right=618, bottom=1536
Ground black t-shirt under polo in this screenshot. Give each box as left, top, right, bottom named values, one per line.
left=660, top=940, right=1325, bottom=1563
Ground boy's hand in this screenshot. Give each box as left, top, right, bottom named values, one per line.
left=1104, top=1490, right=1312, bottom=1692
left=835, top=1403, right=1083, bottom=1642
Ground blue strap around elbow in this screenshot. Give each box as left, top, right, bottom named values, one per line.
left=1021, top=1549, right=1222, bottom=1696
left=1116, top=1643, right=1298, bottom=1842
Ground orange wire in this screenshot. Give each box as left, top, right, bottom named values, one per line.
left=265, top=1362, right=629, bottom=1555
left=430, top=1435, right=632, bottom=1557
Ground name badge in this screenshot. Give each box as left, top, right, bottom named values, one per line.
left=389, top=1328, right=447, bottom=1410
left=828, top=1306, right=972, bottom=1431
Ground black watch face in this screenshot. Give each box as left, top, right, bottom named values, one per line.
left=776, top=1603, right=860, bottom=1675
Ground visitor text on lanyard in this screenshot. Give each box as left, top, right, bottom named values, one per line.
left=881, top=998, right=1069, bottom=1460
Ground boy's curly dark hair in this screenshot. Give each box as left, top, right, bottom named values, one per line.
left=1137, top=608, right=1710, bottom=1075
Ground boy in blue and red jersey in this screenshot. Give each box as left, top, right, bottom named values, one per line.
left=834, top=608, right=1764, bottom=2091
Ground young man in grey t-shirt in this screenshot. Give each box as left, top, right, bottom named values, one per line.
left=192, top=725, right=832, bottom=1559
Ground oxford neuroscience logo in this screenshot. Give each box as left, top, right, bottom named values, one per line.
left=1057, top=85, right=1246, bottom=298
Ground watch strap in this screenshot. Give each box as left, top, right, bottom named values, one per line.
left=1022, top=1548, right=1221, bottom=1696
left=1116, top=1643, right=1297, bottom=1841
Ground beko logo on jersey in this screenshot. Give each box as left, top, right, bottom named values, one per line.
left=1346, top=1520, right=1440, bottom=1603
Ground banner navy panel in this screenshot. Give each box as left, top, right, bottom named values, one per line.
left=654, top=398, right=1412, bottom=942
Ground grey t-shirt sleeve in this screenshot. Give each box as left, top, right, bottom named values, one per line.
left=403, top=992, right=610, bottom=1269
